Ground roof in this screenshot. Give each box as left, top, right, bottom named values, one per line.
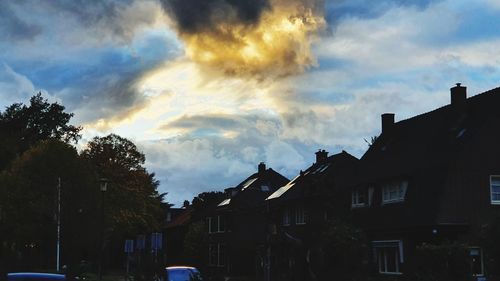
left=165, top=208, right=193, bottom=229
left=266, top=151, right=359, bottom=202
left=217, top=166, right=289, bottom=209
left=359, top=86, right=500, bottom=183
left=353, top=85, right=500, bottom=227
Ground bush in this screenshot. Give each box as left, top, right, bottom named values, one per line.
left=413, top=241, right=470, bottom=281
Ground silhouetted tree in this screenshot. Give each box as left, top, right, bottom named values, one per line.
left=80, top=134, right=165, bottom=234
left=0, top=92, right=81, bottom=170
left=0, top=140, right=95, bottom=271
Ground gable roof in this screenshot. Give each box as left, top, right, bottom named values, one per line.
left=358, top=85, right=500, bottom=184
left=352, top=85, right=500, bottom=227
left=217, top=164, right=289, bottom=209
left=266, top=150, right=359, bottom=202
left=165, top=207, right=193, bottom=229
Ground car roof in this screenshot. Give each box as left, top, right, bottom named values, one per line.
left=166, top=266, right=197, bottom=270
left=8, top=273, right=65, bottom=280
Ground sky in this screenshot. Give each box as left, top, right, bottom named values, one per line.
left=2, top=0, right=500, bottom=206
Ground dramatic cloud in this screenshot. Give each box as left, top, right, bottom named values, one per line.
left=160, top=0, right=326, bottom=78
left=0, top=2, right=42, bottom=41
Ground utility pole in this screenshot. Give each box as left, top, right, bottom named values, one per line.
left=56, top=177, right=61, bottom=272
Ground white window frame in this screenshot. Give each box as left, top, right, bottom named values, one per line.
left=469, top=247, right=484, bottom=276
left=372, top=240, right=403, bottom=275
left=283, top=208, right=290, bottom=226
left=208, top=217, right=213, bottom=234
left=490, top=175, right=500, bottom=205
left=382, top=181, right=408, bottom=204
left=351, top=188, right=367, bottom=208
left=295, top=206, right=306, bottom=225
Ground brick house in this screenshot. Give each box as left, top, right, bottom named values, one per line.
left=207, top=163, right=289, bottom=280
left=350, top=84, right=500, bottom=279
left=265, top=150, right=359, bottom=281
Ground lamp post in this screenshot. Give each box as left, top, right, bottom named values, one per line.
left=98, top=178, right=108, bottom=281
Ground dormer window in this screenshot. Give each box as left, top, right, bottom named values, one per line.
left=382, top=181, right=408, bottom=204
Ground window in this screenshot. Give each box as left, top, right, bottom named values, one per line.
left=469, top=247, right=484, bottom=276
left=295, top=206, right=306, bottom=225
left=282, top=208, right=290, bottom=226
left=261, top=185, right=270, bottom=192
left=209, top=244, right=218, bottom=266
left=208, top=216, right=225, bottom=233
left=166, top=211, right=172, bottom=222
left=490, top=176, right=500, bottom=204
left=382, top=181, right=408, bottom=204
left=372, top=240, right=403, bottom=275
left=352, top=188, right=367, bottom=207
left=208, top=243, right=226, bottom=267
left=218, top=216, right=225, bottom=232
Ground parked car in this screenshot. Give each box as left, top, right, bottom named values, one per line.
left=165, top=266, right=202, bottom=281
left=7, top=273, right=66, bottom=281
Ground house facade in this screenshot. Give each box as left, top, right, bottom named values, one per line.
left=206, top=163, right=289, bottom=280
left=265, top=150, right=359, bottom=281
left=350, top=84, right=500, bottom=279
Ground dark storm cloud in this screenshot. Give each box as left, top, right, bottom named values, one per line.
left=159, top=0, right=271, bottom=33
left=0, top=2, right=42, bottom=41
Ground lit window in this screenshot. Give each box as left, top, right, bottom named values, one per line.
left=490, top=176, right=500, bottom=204
left=373, top=240, right=403, bottom=274
left=352, top=188, right=367, bottom=207
left=382, top=181, right=408, bottom=204
left=296, top=206, right=306, bottom=225
left=283, top=208, right=290, bottom=226
left=469, top=247, right=484, bottom=276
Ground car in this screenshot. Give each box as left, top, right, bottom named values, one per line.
left=165, top=266, right=202, bottom=281
left=7, top=272, right=66, bottom=281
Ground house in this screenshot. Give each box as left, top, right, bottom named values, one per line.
left=350, top=84, right=500, bottom=278
left=265, top=150, right=359, bottom=281
left=206, top=163, right=289, bottom=280
left=163, top=206, right=194, bottom=266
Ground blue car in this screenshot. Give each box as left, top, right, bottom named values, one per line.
left=165, top=266, right=202, bottom=281
left=7, top=273, right=66, bottom=281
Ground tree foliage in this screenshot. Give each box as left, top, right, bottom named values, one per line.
left=316, top=219, right=369, bottom=281
left=0, top=140, right=96, bottom=270
left=0, top=93, right=81, bottom=170
left=81, top=134, right=165, bottom=234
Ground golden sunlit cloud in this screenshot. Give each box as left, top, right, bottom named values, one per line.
left=162, top=0, right=326, bottom=78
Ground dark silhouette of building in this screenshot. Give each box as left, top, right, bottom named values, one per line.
left=207, top=163, right=289, bottom=280
left=350, top=84, right=500, bottom=278
left=264, top=150, right=359, bottom=281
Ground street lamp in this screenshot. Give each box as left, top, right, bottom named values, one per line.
left=98, top=178, right=108, bottom=281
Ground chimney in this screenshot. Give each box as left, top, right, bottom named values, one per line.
left=381, top=113, right=395, bottom=134
left=258, top=162, right=266, bottom=174
left=451, top=83, right=467, bottom=110
left=315, top=149, right=328, bottom=164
